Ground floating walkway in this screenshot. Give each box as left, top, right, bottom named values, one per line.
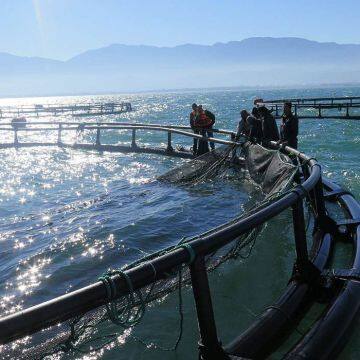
left=0, top=101, right=132, bottom=119
left=260, top=95, right=360, bottom=119
left=0, top=122, right=359, bottom=360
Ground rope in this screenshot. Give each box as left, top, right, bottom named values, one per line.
left=178, top=243, right=196, bottom=264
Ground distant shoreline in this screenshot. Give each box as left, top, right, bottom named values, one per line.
left=1, top=83, right=360, bottom=101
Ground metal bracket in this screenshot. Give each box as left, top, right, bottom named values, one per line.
left=336, top=218, right=360, bottom=229
left=290, top=260, right=321, bottom=285
left=323, top=189, right=352, bottom=201
left=322, top=269, right=360, bottom=282
left=315, top=214, right=339, bottom=235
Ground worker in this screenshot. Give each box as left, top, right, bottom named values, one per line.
left=190, top=103, right=199, bottom=154
left=236, top=109, right=263, bottom=142
left=257, top=106, right=279, bottom=144
left=195, top=105, right=216, bottom=153
left=236, top=110, right=250, bottom=139
left=280, top=101, right=299, bottom=149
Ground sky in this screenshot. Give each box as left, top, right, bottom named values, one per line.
left=1, top=0, right=360, bottom=60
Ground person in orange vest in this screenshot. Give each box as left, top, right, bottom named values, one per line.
left=195, top=105, right=216, bottom=152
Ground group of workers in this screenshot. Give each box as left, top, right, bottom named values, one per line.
left=189, top=99, right=299, bottom=155
left=236, top=100, right=299, bottom=149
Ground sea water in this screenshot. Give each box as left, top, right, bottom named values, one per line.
left=0, top=87, right=359, bottom=359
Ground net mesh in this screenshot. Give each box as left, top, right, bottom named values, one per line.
left=157, top=145, right=237, bottom=184
left=1, top=142, right=298, bottom=359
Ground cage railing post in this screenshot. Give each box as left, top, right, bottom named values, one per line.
left=14, top=129, right=18, bottom=146
left=292, top=198, right=310, bottom=277
left=313, top=175, right=327, bottom=220
left=57, top=123, right=62, bottom=144
left=131, top=128, right=136, bottom=148
left=96, top=126, right=101, bottom=146
left=230, top=133, right=237, bottom=160
left=166, top=131, right=173, bottom=152
left=190, top=256, right=229, bottom=360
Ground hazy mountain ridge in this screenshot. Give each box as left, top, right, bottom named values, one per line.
left=67, top=37, right=360, bottom=67
left=1, top=37, right=360, bottom=96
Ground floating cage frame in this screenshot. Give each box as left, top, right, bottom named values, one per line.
left=260, top=96, right=360, bottom=119
left=0, top=101, right=132, bottom=119
left=0, top=119, right=358, bottom=360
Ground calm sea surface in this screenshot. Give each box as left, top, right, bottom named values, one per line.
left=0, top=87, right=359, bottom=359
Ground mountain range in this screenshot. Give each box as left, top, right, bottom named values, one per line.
left=1, top=37, right=360, bottom=97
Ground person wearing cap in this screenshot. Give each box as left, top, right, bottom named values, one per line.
left=280, top=102, right=299, bottom=149
left=257, top=106, right=279, bottom=144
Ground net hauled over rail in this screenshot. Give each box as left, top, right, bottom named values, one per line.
left=2, top=142, right=298, bottom=359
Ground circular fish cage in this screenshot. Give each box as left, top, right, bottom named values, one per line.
left=0, top=121, right=359, bottom=360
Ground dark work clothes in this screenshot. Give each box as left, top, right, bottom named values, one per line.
left=236, top=115, right=262, bottom=142
left=189, top=111, right=196, bottom=128
left=205, top=128, right=215, bottom=150
left=236, top=118, right=250, bottom=138
left=191, top=110, right=216, bottom=154
left=196, top=128, right=210, bottom=155
left=262, top=113, right=279, bottom=142
left=280, top=113, right=299, bottom=149
left=247, top=116, right=263, bottom=141
left=201, top=110, right=215, bottom=150
left=190, top=111, right=198, bottom=153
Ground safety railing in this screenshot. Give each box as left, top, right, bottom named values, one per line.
left=0, top=102, right=132, bottom=119
left=0, top=121, right=236, bottom=154
left=259, top=96, right=360, bottom=119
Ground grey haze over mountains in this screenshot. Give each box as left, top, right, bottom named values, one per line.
left=1, top=37, right=360, bottom=97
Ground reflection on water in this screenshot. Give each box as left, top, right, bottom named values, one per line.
left=0, top=87, right=359, bottom=359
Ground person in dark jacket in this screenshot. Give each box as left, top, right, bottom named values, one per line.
left=236, top=109, right=262, bottom=142
left=280, top=102, right=299, bottom=149
left=190, top=103, right=199, bottom=154
left=257, top=106, right=279, bottom=144
left=236, top=110, right=250, bottom=139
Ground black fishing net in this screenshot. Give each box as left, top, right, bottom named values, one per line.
left=157, top=145, right=238, bottom=184
left=0, top=142, right=298, bottom=359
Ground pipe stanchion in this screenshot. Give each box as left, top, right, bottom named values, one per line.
left=190, top=257, right=229, bottom=360
left=96, top=127, right=101, bottom=146
left=131, top=129, right=136, bottom=148
left=57, top=124, right=62, bottom=144
left=167, top=131, right=173, bottom=152
left=14, top=129, right=18, bottom=146
left=292, top=198, right=309, bottom=273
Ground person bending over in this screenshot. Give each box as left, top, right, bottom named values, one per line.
left=236, top=109, right=262, bottom=143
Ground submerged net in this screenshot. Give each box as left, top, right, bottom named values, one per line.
left=2, top=142, right=299, bottom=359
left=157, top=144, right=238, bottom=184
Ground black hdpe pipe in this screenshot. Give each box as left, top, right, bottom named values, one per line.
left=284, top=179, right=360, bottom=360
left=0, top=144, right=321, bottom=344
left=224, top=231, right=332, bottom=359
